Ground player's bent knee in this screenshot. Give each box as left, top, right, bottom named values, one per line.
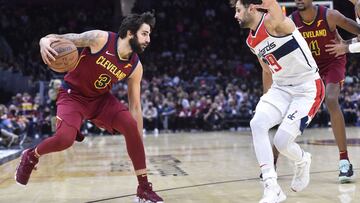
left=273, top=129, right=290, bottom=152
left=54, top=121, right=77, bottom=150
left=250, top=112, right=271, bottom=132
left=56, top=135, right=75, bottom=150
left=250, top=116, right=261, bottom=131
left=325, top=94, right=339, bottom=105
left=125, top=117, right=138, bottom=131
left=113, top=111, right=138, bottom=134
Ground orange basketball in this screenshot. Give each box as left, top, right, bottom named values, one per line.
left=48, top=39, right=79, bottom=73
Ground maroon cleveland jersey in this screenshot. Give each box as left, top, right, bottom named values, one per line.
left=291, top=5, right=346, bottom=73
left=64, top=32, right=139, bottom=97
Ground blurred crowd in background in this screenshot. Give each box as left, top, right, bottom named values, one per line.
left=0, top=0, right=359, bottom=148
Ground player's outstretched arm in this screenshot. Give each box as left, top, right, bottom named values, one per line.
left=127, top=62, right=144, bottom=137
left=43, top=30, right=108, bottom=48
left=39, top=30, right=108, bottom=65
left=258, top=57, right=273, bottom=94
left=253, top=0, right=294, bottom=34
left=328, top=9, right=360, bottom=35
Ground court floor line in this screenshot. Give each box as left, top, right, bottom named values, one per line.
left=85, top=167, right=359, bottom=203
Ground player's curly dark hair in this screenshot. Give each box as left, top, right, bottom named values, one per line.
left=118, top=11, right=156, bottom=39
left=229, top=0, right=263, bottom=8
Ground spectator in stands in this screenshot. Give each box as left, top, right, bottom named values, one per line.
left=342, top=96, right=358, bottom=125
left=203, top=102, right=223, bottom=131
left=47, top=79, right=62, bottom=133
left=0, top=104, right=19, bottom=147
left=143, top=102, right=159, bottom=135
left=159, top=100, right=176, bottom=133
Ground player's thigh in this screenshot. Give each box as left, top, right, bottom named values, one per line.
left=56, top=90, right=85, bottom=131
left=91, top=93, right=129, bottom=133
left=280, top=79, right=324, bottom=135
left=258, top=86, right=292, bottom=117
left=320, top=62, right=346, bottom=88
left=253, top=100, right=283, bottom=128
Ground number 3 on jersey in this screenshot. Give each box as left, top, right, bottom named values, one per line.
left=94, top=74, right=111, bottom=89
left=264, top=54, right=282, bottom=73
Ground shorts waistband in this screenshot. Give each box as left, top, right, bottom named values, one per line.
left=61, top=81, right=72, bottom=90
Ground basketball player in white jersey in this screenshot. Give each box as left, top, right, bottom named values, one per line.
left=230, top=0, right=325, bottom=202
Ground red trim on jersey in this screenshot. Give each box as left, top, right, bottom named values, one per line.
left=246, top=14, right=269, bottom=49
left=308, top=79, right=325, bottom=118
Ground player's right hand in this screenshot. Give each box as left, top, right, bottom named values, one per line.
left=325, top=39, right=347, bottom=57
left=39, top=37, right=59, bottom=65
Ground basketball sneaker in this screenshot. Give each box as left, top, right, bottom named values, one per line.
left=15, top=148, right=39, bottom=186
left=339, top=159, right=354, bottom=183
left=291, top=152, right=311, bottom=192
left=260, top=163, right=277, bottom=181
left=135, top=182, right=164, bottom=203
left=260, top=178, right=286, bottom=203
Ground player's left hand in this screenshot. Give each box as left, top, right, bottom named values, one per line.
left=252, top=0, right=275, bottom=10
left=325, top=39, right=348, bottom=58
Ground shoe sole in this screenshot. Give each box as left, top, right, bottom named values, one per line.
left=134, top=196, right=164, bottom=203
left=339, top=176, right=354, bottom=184
left=259, top=192, right=286, bottom=203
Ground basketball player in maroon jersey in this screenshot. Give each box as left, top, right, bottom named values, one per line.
left=269, top=0, right=360, bottom=183
left=325, top=0, right=360, bottom=55
left=15, top=12, right=163, bottom=203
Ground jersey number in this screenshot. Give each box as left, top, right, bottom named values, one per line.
left=264, top=54, right=282, bottom=73
left=309, top=40, right=320, bottom=56
left=94, top=74, right=111, bottom=89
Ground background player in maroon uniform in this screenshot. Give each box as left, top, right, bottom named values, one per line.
left=325, top=0, right=360, bottom=55
left=15, top=12, right=163, bottom=203
left=269, top=0, right=360, bottom=183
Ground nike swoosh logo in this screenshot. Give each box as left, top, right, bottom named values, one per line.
left=105, top=51, right=115, bottom=56
left=297, top=26, right=304, bottom=30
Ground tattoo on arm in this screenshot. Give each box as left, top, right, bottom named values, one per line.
left=46, top=31, right=102, bottom=47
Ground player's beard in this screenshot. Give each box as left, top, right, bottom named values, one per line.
left=238, top=19, right=249, bottom=28
left=238, top=11, right=251, bottom=28
left=130, top=35, right=148, bottom=54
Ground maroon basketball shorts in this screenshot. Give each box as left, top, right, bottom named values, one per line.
left=56, top=88, right=128, bottom=133
left=319, top=61, right=345, bottom=87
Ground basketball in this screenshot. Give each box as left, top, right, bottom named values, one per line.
left=48, top=39, right=78, bottom=73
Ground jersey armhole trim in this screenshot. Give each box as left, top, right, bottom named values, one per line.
left=323, top=7, right=333, bottom=33
left=88, top=31, right=111, bottom=55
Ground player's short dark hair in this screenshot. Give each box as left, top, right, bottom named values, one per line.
left=118, top=11, right=156, bottom=39
left=229, top=0, right=263, bottom=8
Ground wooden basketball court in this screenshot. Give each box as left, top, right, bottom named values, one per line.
left=0, top=127, right=359, bottom=203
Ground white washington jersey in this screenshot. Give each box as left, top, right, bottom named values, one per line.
left=246, top=14, right=319, bottom=86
